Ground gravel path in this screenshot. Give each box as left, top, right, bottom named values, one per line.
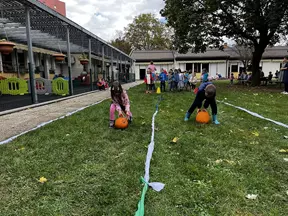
left=0, top=81, right=142, bottom=142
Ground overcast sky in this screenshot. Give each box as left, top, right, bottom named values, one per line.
left=61, top=0, right=165, bottom=42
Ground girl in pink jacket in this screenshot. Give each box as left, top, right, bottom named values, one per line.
left=109, top=81, right=132, bottom=128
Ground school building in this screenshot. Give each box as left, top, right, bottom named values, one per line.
left=131, top=46, right=288, bottom=79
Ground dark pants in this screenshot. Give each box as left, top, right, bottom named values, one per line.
left=191, top=84, right=196, bottom=90
left=285, top=83, right=288, bottom=92
left=146, top=84, right=152, bottom=91
left=174, top=82, right=178, bottom=90
left=188, top=97, right=217, bottom=115
left=160, top=81, right=166, bottom=92
left=169, top=82, right=174, bottom=91
left=98, top=85, right=105, bottom=91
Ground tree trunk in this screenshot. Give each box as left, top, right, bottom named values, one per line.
left=251, top=48, right=265, bottom=86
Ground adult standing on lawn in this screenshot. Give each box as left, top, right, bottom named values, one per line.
left=280, top=56, right=288, bottom=94
left=147, top=61, right=157, bottom=73
left=147, top=61, right=157, bottom=91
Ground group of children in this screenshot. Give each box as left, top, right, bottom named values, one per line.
left=108, top=62, right=220, bottom=128
left=144, top=67, right=199, bottom=93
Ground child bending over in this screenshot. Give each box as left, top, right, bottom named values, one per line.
left=184, top=82, right=220, bottom=124
left=109, top=81, right=132, bottom=128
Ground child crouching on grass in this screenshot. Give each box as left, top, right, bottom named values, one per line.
left=109, top=81, right=132, bottom=128
left=184, top=82, right=220, bottom=124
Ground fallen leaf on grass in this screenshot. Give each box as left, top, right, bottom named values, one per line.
left=225, top=160, right=236, bottom=165
left=38, top=177, right=48, bottom=184
left=238, top=129, right=244, bottom=132
left=215, top=159, right=236, bottom=165
left=246, top=194, right=258, bottom=200
left=172, top=137, right=179, bottom=143
left=263, top=127, right=269, bottom=130
left=286, top=191, right=288, bottom=196
left=250, top=141, right=259, bottom=145
left=252, top=131, right=259, bottom=137
left=180, top=109, right=184, bottom=112
left=283, top=158, right=288, bottom=162
left=114, top=153, right=124, bottom=158
left=279, top=149, right=288, bottom=153
left=284, top=136, right=288, bottom=139
left=215, top=159, right=223, bottom=164
left=66, top=134, right=70, bottom=137
left=253, top=93, right=258, bottom=96
left=141, top=121, right=146, bottom=125
left=255, top=104, right=260, bottom=106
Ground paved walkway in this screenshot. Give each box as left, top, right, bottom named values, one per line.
left=0, top=81, right=142, bottom=142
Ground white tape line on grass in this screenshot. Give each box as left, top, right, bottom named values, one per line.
left=144, top=107, right=165, bottom=191
left=221, top=101, right=288, bottom=129
left=0, top=98, right=109, bottom=145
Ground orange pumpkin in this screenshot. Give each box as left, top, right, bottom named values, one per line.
left=196, top=110, right=210, bottom=124
left=114, top=117, right=129, bottom=129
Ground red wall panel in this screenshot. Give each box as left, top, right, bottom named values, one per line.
left=38, top=0, right=66, bottom=16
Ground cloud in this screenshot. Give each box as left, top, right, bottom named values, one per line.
left=61, top=0, right=165, bottom=42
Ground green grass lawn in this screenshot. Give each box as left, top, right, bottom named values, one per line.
left=1, top=81, right=288, bottom=216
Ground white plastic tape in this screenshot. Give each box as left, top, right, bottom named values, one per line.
left=221, top=101, right=288, bottom=129
left=143, top=103, right=165, bottom=192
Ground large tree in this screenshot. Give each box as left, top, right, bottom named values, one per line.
left=110, top=31, right=132, bottom=55
left=124, top=13, right=172, bottom=50
left=161, top=0, right=288, bottom=85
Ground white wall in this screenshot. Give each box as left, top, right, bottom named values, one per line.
left=210, top=64, right=217, bottom=77
left=135, top=64, right=140, bottom=80
left=179, top=63, right=186, bottom=71
left=262, top=61, right=281, bottom=76
left=218, top=63, right=226, bottom=77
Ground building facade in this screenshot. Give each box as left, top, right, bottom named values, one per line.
left=0, top=43, right=129, bottom=82
left=38, top=0, right=66, bottom=16
left=131, top=47, right=288, bottom=80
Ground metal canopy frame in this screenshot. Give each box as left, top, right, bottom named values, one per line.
left=0, top=0, right=133, bottom=60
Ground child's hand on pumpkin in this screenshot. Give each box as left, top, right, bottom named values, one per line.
left=118, top=111, right=124, bottom=117
left=126, top=111, right=131, bottom=117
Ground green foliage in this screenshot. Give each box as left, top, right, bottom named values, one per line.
left=161, top=0, right=288, bottom=53
left=1, top=82, right=288, bottom=215
left=124, top=13, right=172, bottom=50
left=79, top=53, right=88, bottom=60
left=111, top=14, right=172, bottom=53
left=161, top=0, right=288, bottom=85
left=110, top=31, right=132, bottom=55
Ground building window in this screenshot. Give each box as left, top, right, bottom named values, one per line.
left=2, top=53, right=13, bottom=73
left=231, top=65, right=238, bottom=72
left=194, top=63, right=201, bottom=73
left=202, top=63, right=209, bottom=72
left=186, top=63, right=192, bottom=71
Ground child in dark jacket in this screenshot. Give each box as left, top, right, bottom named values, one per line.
left=184, top=82, right=220, bottom=124
left=159, top=70, right=168, bottom=92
